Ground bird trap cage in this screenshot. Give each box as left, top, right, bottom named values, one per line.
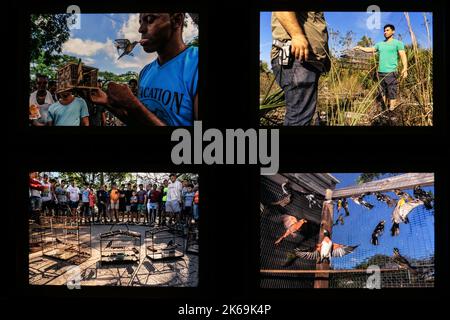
left=40, top=216, right=92, bottom=262
left=99, top=225, right=141, bottom=265
left=260, top=173, right=435, bottom=289
left=145, top=226, right=185, bottom=260
left=57, top=62, right=98, bottom=92
left=185, top=224, right=199, bottom=254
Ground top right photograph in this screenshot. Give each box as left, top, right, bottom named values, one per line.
left=260, top=12, right=433, bottom=126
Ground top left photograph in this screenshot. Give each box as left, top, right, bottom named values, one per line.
left=29, top=12, right=199, bottom=126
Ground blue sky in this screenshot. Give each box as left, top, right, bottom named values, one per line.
left=329, top=173, right=434, bottom=270
left=260, top=12, right=433, bottom=64
left=60, top=14, right=198, bottom=74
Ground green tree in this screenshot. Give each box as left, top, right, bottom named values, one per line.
left=357, top=35, right=374, bottom=47
left=30, top=14, right=72, bottom=65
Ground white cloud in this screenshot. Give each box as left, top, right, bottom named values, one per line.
left=62, top=38, right=106, bottom=56
left=117, top=13, right=141, bottom=42
left=183, top=14, right=199, bottom=43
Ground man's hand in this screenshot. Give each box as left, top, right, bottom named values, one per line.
left=291, top=35, right=309, bottom=61
left=401, top=69, right=408, bottom=80
left=90, top=88, right=108, bottom=105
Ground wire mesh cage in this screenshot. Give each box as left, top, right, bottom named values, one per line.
left=185, top=224, right=199, bottom=254
left=57, top=62, right=98, bottom=92
left=145, top=226, right=185, bottom=260
left=260, top=173, right=435, bottom=289
left=40, top=216, right=91, bottom=262
left=99, top=225, right=141, bottom=265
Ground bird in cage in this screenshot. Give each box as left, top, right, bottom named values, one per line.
left=371, top=220, right=385, bottom=245
left=337, top=198, right=350, bottom=216
left=293, top=229, right=358, bottom=264
left=394, top=189, right=414, bottom=201
left=270, top=180, right=292, bottom=207
left=413, top=185, right=434, bottom=210
left=274, top=215, right=307, bottom=245
left=114, top=39, right=140, bottom=60
left=305, top=194, right=321, bottom=209
left=333, top=214, right=345, bottom=226
left=375, top=192, right=396, bottom=207
left=392, top=248, right=418, bottom=274
left=351, top=194, right=374, bottom=210
left=390, top=198, right=424, bottom=236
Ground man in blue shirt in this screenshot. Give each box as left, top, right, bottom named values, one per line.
left=47, top=89, right=90, bottom=126
left=90, top=13, right=198, bottom=126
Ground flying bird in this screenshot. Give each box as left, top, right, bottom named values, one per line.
left=392, top=248, right=418, bottom=274
left=394, top=189, right=413, bottom=201
left=413, top=186, right=433, bottom=210
left=391, top=198, right=424, bottom=236
left=371, top=220, right=385, bottom=245
left=274, top=215, right=307, bottom=245
left=333, top=214, right=345, bottom=226
left=293, top=230, right=358, bottom=264
left=375, top=192, right=396, bottom=207
left=114, top=39, right=140, bottom=60
left=351, top=195, right=374, bottom=210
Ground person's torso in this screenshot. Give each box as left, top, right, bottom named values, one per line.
left=67, top=186, right=80, bottom=201
left=41, top=182, right=52, bottom=200
left=82, top=189, right=90, bottom=203
left=184, top=192, right=195, bottom=206
left=48, top=98, right=85, bottom=126
left=150, top=190, right=160, bottom=202
left=56, top=187, right=67, bottom=201
left=271, top=12, right=330, bottom=65
left=110, top=190, right=119, bottom=201
left=97, top=190, right=107, bottom=202
left=131, top=196, right=138, bottom=204
left=167, top=181, right=181, bottom=201
left=138, top=46, right=198, bottom=126
left=194, top=191, right=199, bottom=204
left=37, top=104, right=51, bottom=124
left=376, top=39, right=403, bottom=73
left=137, top=190, right=146, bottom=203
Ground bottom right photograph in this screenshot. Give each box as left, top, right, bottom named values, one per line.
left=260, top=173, right=435, bottom=289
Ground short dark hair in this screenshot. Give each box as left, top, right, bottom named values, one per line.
left=384, top=24, right=395, bottom=31
left=128, top=79, right=137, bottom=85
left=36, top=74, right=48, bottom=80
left=169, top=173, right=177, bottom=178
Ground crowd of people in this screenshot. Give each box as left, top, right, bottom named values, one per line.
left=28, top=75, right=138, bottom=126
left=29, top=172, right=199, bottom=228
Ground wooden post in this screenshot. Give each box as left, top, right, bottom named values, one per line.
left=314, top=189, right=334, bottom=288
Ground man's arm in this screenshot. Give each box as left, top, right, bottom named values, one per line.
left=273, top=12, right=309, bottom=61
left=81, top=116, right=89, bottom=126
left=398, top=50, right=408, bottom=79
left=101, top=111, right=106, bottom=126
left=354, top=46, right=377, bottom=53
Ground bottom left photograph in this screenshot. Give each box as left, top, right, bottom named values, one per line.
left=28, top=171, right=199, bottom=287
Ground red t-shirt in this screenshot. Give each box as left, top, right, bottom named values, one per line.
left=149, top=190, right=161, bottom=202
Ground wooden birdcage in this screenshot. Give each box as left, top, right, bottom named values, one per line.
left=57, top=62, right=98, bottom=92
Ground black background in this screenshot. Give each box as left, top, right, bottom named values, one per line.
left=5, top=0, right=449, bottom=316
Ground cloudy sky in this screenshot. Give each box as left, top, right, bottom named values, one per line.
left=62, top=13, right=198, bottom=74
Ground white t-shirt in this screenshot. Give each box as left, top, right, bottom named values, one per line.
left=30, top=90, right=55, bottom=106
left=167, top=180, right=182, bottom=202
left=67, top=185, right=80, bottom=202
left=41, top=182, right=53, bottom=201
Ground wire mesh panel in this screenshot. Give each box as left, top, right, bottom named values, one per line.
left=330, top=188, right=434, bottom=288
left=260, top=175, right=324, bottom=288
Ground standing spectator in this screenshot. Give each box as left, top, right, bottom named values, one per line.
left=119, top=184, right=127, bottom=222
left=161, top=180, right=169, bottom=225
left=66, top=180, right=80, bottom=219
left=110, top=184, right=120, bottom=223
left=147, top=184, right=161, bottom=225
left=29, top=172, right=44, bottom=224
left=47, top=89, right=89, bottom=126
left=40, top=174, right=54, bottom=216
left=96, top=185, right=108, bottom=223
left=48, top=80, right=58, bottom=102
left=166, top=173, right=183, bottom=225
left=55, top=180, right=68, bottom=216
left=30, top=90, right=52, bottom=126
left=137, top=184, right=148, bottom=224
left=89, top=184, right=96, bottom=222
left=81, top=182, right=91, bottom=224
left=124, top=182, right=133, bottom=223
left=128, top=79, right=138, bottom=96
left=130, top=191, right=138, bottom=223
left=29, top=74, right=55, bottom=106
left=193, top=187, right=199, bottom=223
left=182, top=184, right=195, bottom=224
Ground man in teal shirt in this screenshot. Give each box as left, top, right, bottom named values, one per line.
left=355, top=24, right=408, bottom=111
left=47, top=89, right=89, bottom=126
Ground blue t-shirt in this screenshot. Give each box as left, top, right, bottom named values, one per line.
left=138, top=46, right=198, bottom=126
left=48, top=97, right=89, bottom=126
left=184, top=192, right=195, bottom=207
left=81, top=189, right=90, bottom=203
